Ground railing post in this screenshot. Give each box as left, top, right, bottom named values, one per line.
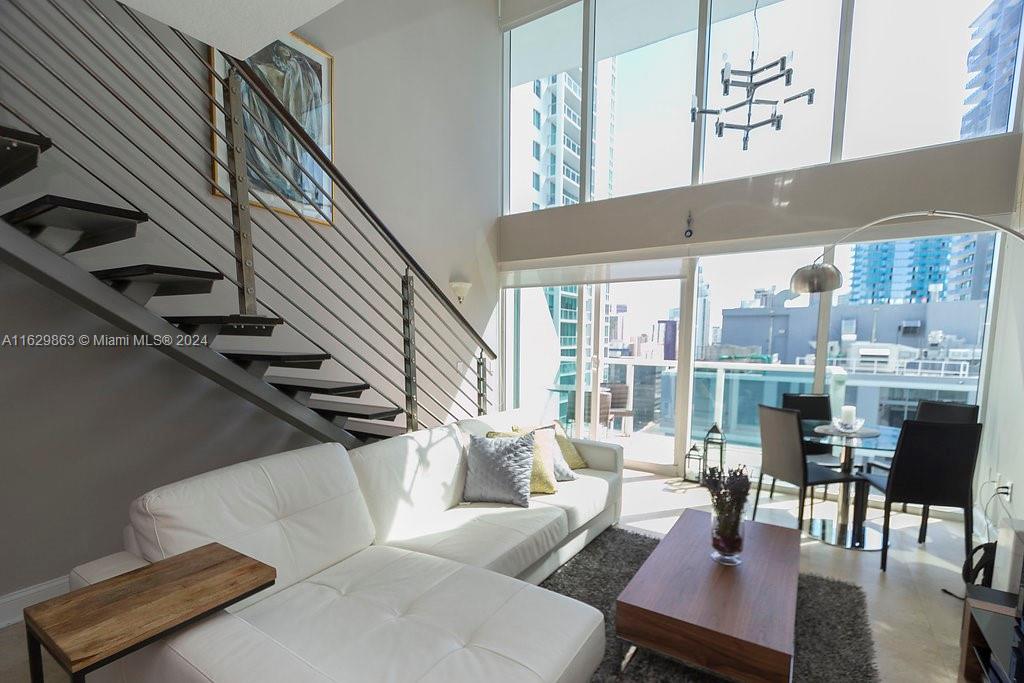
left=476, top=352, right=488, bottom=416
left=224, top=66, right=257, bottom=315
left=401, top=269, right=418, bottom=430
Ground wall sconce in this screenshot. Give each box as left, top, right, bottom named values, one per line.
left=449, top=280, right=471, bottom=304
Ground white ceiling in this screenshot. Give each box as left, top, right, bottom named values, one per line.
left=120, top=0, right=346, bottom=58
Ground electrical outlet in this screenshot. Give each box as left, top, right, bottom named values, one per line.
left=1004, top=481, right=1014, bottom=502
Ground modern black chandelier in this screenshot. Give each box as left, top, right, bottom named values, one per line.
left=690, top=1, right=815, bottom=150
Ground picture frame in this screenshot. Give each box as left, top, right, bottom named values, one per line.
left=210, top=34, right=334, bottom=225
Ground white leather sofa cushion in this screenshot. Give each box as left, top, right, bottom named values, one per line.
left=349, top=424, right=468, bottom=542
left=532, top=469, right=620, bottom=532
left=128, top=442, right=375, bottom=606
left=383, top=502, right=568, bottom=577
left=238, top=545, right=605, bottom=683
left=69, top=551, right=149, bottom=590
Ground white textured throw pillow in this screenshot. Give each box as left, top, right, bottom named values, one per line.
left=463, top=433, right=535, bottom=507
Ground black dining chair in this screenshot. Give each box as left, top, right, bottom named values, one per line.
left=782, top=393, right=839, bottom=501
left=915, top=400, right=980, bottom=539
left=859, top=420, right=982, bottom=571
left=753, top=405, right=860, bottom=529
left=868, top=399, right=980, bottom=534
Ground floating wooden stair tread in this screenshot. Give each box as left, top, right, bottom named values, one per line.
left=0, top=126, right=53, bottom=151
left=221, top=350, right=330, bottom=369
left=167, top=315, right=284, bottom=336
left=4, top=195, right=148, bottom=231
left=268, top=377, right=370, bottom=398
left=1, top=129, right=52, bottom=189
left=92, top=264, right=222, bottom=283
left=344, top=420, right=407, bottom=442
left=92, top=265, right=223, bottom=298
left=2, top=195, right=147, bottom=253
left=307, top=398, right=403, bottom=421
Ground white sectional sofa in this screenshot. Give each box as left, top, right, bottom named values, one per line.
left=70, top=411, right=623, bottom=682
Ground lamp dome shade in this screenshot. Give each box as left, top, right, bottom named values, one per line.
left=790, top=262, right=843, bottom=294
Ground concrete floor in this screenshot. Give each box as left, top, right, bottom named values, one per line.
left=0, top=469, right=969, bottom=682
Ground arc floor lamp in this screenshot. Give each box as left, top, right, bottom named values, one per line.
left=790, top=210, right=1024, bottom=294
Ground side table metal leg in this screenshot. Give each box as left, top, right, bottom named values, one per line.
left=26, top=627, right=43, bottom=683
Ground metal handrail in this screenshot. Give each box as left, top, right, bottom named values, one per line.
left=223, top=54, right=496, bottom=360
left=117, top=6, right=492, bottom=394
left=2, top=0, right=491, bottom=426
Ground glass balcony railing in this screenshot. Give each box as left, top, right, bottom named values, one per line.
left=545, top=352, right=980, bottom=472
left=546, top=359, right=840, bottom=470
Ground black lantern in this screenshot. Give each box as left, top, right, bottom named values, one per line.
left=703, top=423, right=726, bottom=473
left=683, top=444, right=705, bottom=483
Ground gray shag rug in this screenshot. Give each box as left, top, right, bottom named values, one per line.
left=540, top=527, right=879, bottom=682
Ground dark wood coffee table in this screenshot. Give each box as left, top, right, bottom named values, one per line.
left=616, top=509, right=800, bottom=682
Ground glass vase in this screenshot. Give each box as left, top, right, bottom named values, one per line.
left=711, top=509, right=744, bottom=566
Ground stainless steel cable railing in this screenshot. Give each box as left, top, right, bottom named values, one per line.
left=0, top=0, right=494, bottom=429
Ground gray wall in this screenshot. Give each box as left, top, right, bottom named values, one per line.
left=0, top=0, right=503, bottom=595
left=0, top=263, right=315, bottom=595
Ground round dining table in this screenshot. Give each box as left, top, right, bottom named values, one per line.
left=800, top=419, right=898, bottom=551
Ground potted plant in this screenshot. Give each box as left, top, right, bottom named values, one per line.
left=705, top=466, right=751, bottom=566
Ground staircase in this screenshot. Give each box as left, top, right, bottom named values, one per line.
left=0, top=0, right=495, bottom=446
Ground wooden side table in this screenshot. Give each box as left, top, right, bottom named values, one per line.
left=23, top=543, right=275, bottom=682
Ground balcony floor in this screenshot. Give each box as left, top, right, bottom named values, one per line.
left=618, top=469, right=966, bottom=683
left=599, top=426, right=762, bottom=471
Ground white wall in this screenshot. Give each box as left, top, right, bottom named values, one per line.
left=979, top=231, right=1024, bottom=515
left=299, top=0, right=503, bottom=340
left=499, top=133, right=1021, bottom=268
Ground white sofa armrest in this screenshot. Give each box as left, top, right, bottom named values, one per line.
left=69, top=551, right=149, bottom=590
left=570, top=438, right=623, bottom=473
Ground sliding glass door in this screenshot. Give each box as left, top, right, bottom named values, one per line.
left=593, top=279, right=682, bottom=467
left=690, top=248, right=823, bottom=470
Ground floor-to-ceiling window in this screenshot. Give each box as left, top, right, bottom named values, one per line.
left=508, top=2, right=584, bottom=214
left=502, top=285, right=584, bottom=430
left=594, top=279, right=682, bottom=467
left=590, top=0, right=699, bottom=198
left=827, top=231, right=998, bottom=437
left=843, top=0, right=1022, bottom=160
left=690, top=247, right=823, bottom=469
left=504, top=0, right=1022, bottom=200
left=701, top=0, right=842, bottom=183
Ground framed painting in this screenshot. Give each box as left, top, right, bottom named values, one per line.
left=210, top=34, right=334, bottom=224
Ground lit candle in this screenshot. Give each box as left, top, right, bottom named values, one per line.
left=841, top=405, right=857, bottom=425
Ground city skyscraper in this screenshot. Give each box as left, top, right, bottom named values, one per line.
left=847, top=0, right=1021, bottom=305
left=694, top=265, right=711, bottom=355
left=848, top=237, right=951, bottom=304
left=961, top=0, right=1024, bottom=138
left=511, top=56, right=617, bottom=423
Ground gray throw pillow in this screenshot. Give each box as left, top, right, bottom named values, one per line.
left=464, top=433, right=534, bottom=507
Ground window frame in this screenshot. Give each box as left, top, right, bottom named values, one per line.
left=503, top=0, right=1023, bottom=203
